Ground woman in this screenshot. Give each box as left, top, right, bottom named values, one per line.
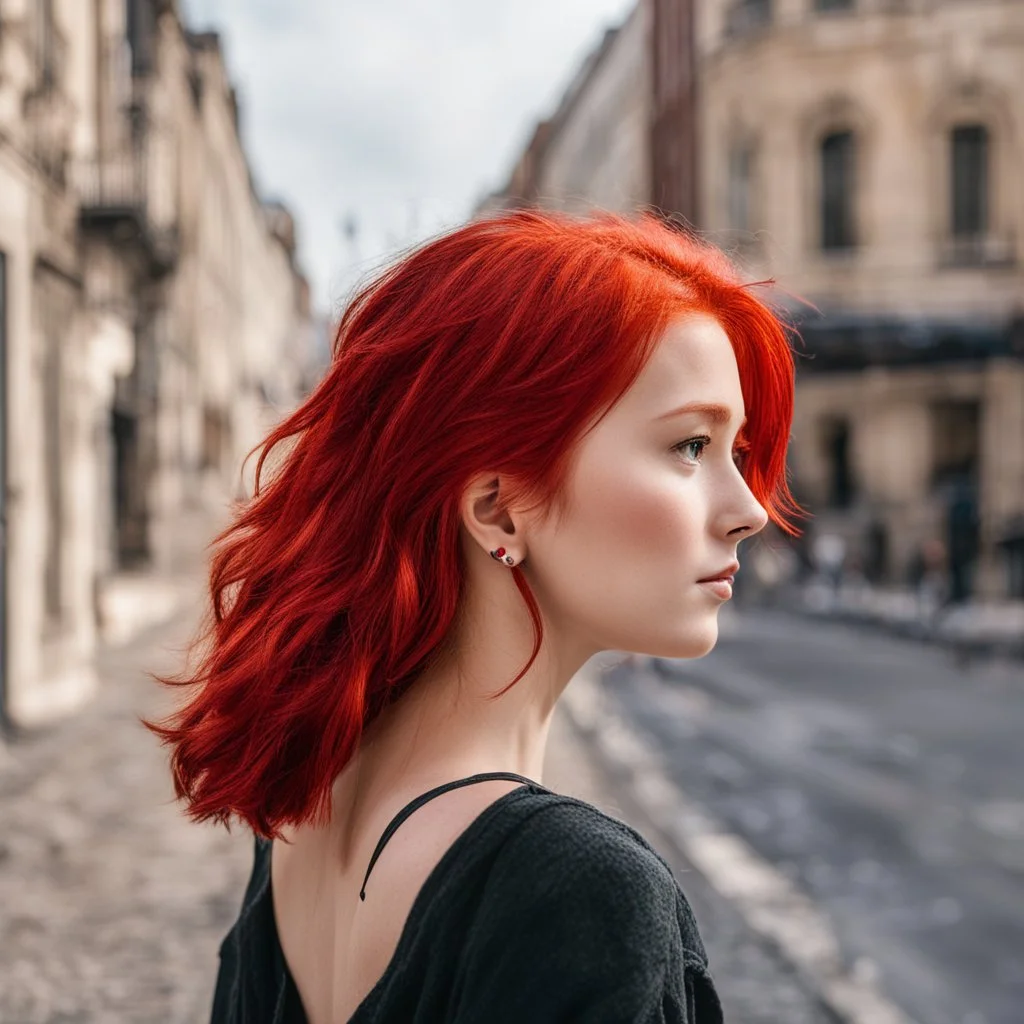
left=147, top=210, right=802, bottom=1023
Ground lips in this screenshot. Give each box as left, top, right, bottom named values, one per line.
left=697, top=562, right=739, bottom=584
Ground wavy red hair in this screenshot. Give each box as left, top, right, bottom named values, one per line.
left=145, top=210, right=804, bottom=838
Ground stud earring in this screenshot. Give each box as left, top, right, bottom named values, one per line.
left=490, top=547, right=515, bottom=566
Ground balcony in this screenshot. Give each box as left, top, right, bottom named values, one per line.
left=75, top=153, right=145, bottom=218
left=73, top=152, right=180, bottom=274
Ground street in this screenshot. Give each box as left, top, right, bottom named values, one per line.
left=2, top=596, right=1021, bottom=1022
left=3, top=1, right=1023, bottom=1022
left=600, top=607, right=1024, bottom=1024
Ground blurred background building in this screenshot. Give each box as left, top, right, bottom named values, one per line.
left=478, top=3, right=652, bottom=217
left=0, top=0, right=315, bottom=728
left=482, top=0, right=1024, bottom=609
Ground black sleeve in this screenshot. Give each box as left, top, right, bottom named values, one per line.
left=450, top=804, right=711, bottom=1024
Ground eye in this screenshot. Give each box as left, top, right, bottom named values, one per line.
left=672, top=434, right=751, bottom=470
left=672, top=435, right=711, bottom=465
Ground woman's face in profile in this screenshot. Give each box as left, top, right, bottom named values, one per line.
left=524, top=312, right=769, bottom=661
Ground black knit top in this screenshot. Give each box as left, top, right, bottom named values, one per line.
left=210, top=774, right=723, bottom=1023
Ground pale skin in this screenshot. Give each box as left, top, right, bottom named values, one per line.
left=272, top=312, right=770, bottom=1023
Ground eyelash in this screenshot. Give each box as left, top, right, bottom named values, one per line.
left=672, top=435, right=750, bottom=469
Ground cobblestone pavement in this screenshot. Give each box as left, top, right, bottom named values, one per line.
left=0, top=594, right=253, bottom=1024
left=2, top=596, right=834, bottom=1024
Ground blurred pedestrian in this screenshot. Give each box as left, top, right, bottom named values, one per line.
left=909, top=537, right=947, bottom=629
left=863, top=518, right=889, bottom=585
left=944, top=475, right=979, bottom=608
left=813, top=532, right=847, bottom=594
left=146, top=211, right=805, bottom=1023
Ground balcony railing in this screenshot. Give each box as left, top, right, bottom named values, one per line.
left=939, top=233, right=1017, bottom=269
left=73, top=152, right=147, bottom=216
left=73, top=152, right=180, bottom=272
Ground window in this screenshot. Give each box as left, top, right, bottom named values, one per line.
left=202, top=405, right=228, bottom=472
left=820, top=130, right=856, bottom=250
left=930, top=400, right=979, bottom=489
left=727, top=141, right=756, bottom=233
left=950, top=124, right=988, bottom=238
left=125, top=0, right=155, bottom=76
left=821, top=417, right=855, bottom=509
left=35, top=0, right=56, bottom=90
left=725, top=0, right=772, bottom=38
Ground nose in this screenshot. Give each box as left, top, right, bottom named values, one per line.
left=721, top=477, right=769, bottom=541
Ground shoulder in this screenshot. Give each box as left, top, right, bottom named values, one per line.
left=480, top=794, right=683, bottom=945
left=449, top=795, right=721, bottom=1022
left=501, top=794, right=676, bottom=886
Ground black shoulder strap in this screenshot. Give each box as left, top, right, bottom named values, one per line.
left=359, top=771, right=549, bottom=900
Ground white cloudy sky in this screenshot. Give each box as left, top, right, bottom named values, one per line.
left=180, top=0, right=636, bottom=315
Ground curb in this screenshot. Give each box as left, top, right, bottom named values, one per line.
left=752, top=588, right=1024, bottom=662
left=562, top=660, right=919, bottom=1024
left=789, top=604, right=1024, bottom=661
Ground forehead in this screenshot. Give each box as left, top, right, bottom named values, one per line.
left=619, top=313, right=743, bottom=416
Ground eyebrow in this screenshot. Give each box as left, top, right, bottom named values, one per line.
left=654, top=402, right=744, bottom=427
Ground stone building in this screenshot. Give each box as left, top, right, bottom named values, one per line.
left=0, top=0, right=108, bottom=728
left=477, top=0, right=652, bottom=215
left=651, top=0, right=699, bottom=222
left=694, top=0, right=1024, bottom=599
left=0, top=0, right=311, bottom=729
left=484, top=0, right=1024, bottom=601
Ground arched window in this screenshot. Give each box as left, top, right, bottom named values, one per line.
left=820, top=130, right=856, bottom=250
left=950, top=124, right=989, bottom=238
left=727, top=140, right=756, bottom=233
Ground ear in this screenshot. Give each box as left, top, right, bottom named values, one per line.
left=460, top=472, right=524, bottom=565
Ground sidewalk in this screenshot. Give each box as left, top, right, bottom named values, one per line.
left=0, top=603, right=252, bottom=1023
left=783, top=580, right=1024, bottom=659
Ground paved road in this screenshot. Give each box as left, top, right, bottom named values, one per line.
left=600, top=608, right=1024, bottom=1024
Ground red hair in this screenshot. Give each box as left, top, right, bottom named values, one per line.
left=145, top=210, right=804, bottom=838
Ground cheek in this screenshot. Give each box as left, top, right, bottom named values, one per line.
left=581, top=462, right=701, bottom=563
left=532, top=461, right=720, bottom=656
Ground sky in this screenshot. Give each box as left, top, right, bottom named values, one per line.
left=180, top=0, right=637, bottom=316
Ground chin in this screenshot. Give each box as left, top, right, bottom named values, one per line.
left=642, top=619, right=719, bottom=661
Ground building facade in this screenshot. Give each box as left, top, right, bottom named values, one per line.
left=0, top=0, right=311, bottom=728
left=696, top=0, right=1024, bottom=598
left=651, top=0, right=698, bottom=222
left=487, top=0, right=1024, bottom=602
left=477, top=1, right=652, bottom=215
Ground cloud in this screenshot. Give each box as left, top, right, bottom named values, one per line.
left=181, top=0, right=636, bottom=312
